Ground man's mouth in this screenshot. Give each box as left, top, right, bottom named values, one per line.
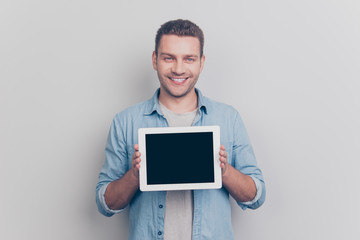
left=169, top=77, right=189, bottom=83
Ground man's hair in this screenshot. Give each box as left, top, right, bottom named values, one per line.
left=155, top=19, right=204, bottom=57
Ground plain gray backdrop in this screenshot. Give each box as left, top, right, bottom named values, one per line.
left=1, top=0, right=359, bottom=239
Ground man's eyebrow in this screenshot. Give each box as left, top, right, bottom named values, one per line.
left=185, top=54, right=199, bottom=58
left=159, top=53, right=199, bottom=58
left=159, top=53, right=174, bottom=57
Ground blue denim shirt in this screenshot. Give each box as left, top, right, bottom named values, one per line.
left=96, top=89, right=266, bottom=240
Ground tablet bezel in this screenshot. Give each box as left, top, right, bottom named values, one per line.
left=138, top=126, right=221, bottom=191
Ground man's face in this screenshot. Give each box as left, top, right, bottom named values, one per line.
left=152, top=34, right=205, bottom=99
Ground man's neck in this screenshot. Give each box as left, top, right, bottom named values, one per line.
left=159, top=89, right=198, bottom=114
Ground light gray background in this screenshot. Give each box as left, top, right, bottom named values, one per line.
left=1, top=0, right=359, bottom=239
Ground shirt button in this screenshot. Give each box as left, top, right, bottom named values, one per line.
left=159, top=204, right=163, bottom=208
left=158, top=231, right=162, bottom=235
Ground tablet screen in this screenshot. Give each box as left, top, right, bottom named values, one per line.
left=145, top=132, right=214, bottom=185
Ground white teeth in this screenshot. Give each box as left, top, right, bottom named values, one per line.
left=171, top=78, right=186, bottom=82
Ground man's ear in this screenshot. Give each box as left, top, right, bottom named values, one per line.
left=200, top=55, right=205, bottom=72
left=152, top=51, right=158, bottom=71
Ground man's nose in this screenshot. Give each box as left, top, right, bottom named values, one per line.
left=172, top=61, right=185, bottom=75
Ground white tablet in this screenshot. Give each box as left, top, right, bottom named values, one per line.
left=138, top=126, right=221, bottom=191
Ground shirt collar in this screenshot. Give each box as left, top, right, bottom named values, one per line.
left=144, top=88, right=208, bottom=116
left=144, top=88, right=162, bottom=116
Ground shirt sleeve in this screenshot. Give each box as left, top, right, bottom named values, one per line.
left=96, top=183, right=124, bottom=216
left=96, top=114, right=129, bottom=216
left=232, top=111, right=266, bottom=210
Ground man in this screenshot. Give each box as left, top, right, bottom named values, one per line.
left=96, top=19, right=265, bottom=240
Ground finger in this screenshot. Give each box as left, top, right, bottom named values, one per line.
left=132, top=150, right=141, bottom=161
left=219, top=145, right=226, bottom=156
left=220, top=159, right=227, bottom=169
left=134, top=161, right=141, bottom=170
left=219, top=154, right=224, bottom=165
left=219, top=151, right=227, bottom=161
left=220, top=160, right=225, bottom=168
left=133, top=155, right=141, bottom=165
left=219, top=150, right=226, bottom=157
left=134, top=144, right=139, bottom=151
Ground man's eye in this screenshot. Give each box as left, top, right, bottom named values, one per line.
left=187, top=58, right=195, bottom=62
left=164, top=57, right=173, bottom=61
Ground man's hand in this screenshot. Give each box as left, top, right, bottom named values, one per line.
left=219, top=144, right=257, bottom=202
left=131, top=144, right=141, bottom=178
left=219, top=144, right=228, bottom=176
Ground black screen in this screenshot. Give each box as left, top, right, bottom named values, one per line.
left=145, top=132, right=214, bottom=185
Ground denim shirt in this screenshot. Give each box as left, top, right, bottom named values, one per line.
left=96, top=89, right=266, bottom=240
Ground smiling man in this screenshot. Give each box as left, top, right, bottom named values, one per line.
left=154, top=34, right=204, bottom=103
left=96, top=19, right=266, bottom=240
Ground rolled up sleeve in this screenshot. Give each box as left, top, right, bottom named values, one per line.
left=96, top=114, right=129, bottom=216
left=96, top=183, right=124, bottom=216
left=232, top=112, right=266, bottom=210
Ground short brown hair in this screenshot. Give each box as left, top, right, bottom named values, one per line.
left=155, top=19, right=204, bottom=57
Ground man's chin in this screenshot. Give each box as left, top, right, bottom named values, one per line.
left=162, top=87, right=194, bottom=99
left=168, top=91, right=188, bottom=98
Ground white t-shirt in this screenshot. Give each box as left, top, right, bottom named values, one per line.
left=159, top=103, right=198, bottom=240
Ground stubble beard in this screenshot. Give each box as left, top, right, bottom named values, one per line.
left=158, top=74, right=198, bottom=99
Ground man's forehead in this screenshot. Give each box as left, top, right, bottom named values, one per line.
left=158, top=34, right=201, bottom=55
